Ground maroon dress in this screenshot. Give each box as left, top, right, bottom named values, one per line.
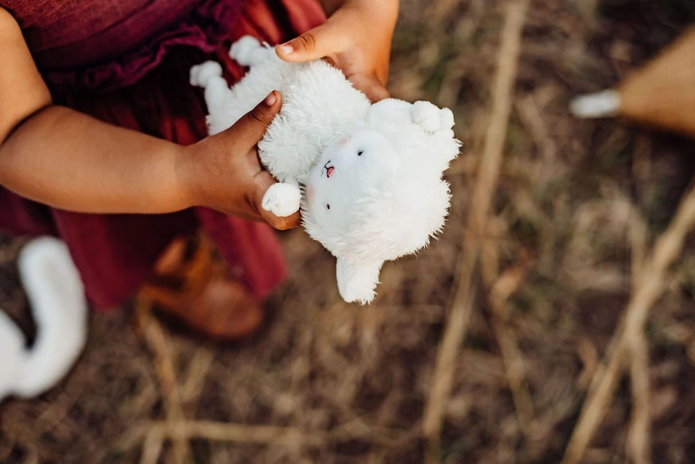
left=0, top=0, right=326, bottom=309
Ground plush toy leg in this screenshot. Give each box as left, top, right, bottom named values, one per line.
left=189, top=61, right=232, bottom=118
left=230, top=35, right=274, bottom=67
left=412, top=101, right=455, bottom=133
left=336, top=258, right=383, bottom=305
left=261, top=180, right=302, bottom=217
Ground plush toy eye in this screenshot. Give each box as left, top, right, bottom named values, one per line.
left=326, top=204, right=331, bottom=210
left=357, top=150, right=363, bottom=156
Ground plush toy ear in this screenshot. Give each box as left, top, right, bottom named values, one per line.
left=336, top=258, right=383, bottom=305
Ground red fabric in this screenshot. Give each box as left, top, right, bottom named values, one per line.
left=2, top=0, right=247, bottom=93
left=0, top=0, right=327, bottom=309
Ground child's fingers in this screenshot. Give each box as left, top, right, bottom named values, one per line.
left=219, top=91, right=282, bottom=148
left=349, top=74, right=390, bottom=103
left=275, top=22, right=349, bottom=63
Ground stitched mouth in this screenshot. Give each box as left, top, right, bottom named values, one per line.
left=323, top=160, right=335, bottom=178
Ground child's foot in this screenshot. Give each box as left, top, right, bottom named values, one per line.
left=139, top=233, right=264, bottom=341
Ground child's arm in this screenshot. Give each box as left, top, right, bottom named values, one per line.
left=0, top=8, right=298, bottom=230
left=276, top=0, right=398, bottom=102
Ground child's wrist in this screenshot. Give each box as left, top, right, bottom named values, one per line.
left=173, top=143, right=203, bottom=211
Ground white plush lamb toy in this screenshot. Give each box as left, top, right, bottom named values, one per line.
left=190, top=36, right=460, bottom=304
left=0, top=238, right=87, bottom=402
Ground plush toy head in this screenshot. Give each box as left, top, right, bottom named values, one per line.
left=302, top=123, right=454, bottom=304
left=303, top=129, right=400, bottom=235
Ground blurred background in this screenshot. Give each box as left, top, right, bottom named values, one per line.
left=3, top=0, right=695, bottom=463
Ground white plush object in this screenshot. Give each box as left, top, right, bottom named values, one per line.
left=191, top=36, right=461, bottom=304
left=0, top=237, right=88, bottom=402
left=570, top=90, right=622, bottom=119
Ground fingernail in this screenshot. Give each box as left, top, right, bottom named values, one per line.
left=278, top=43, right=293, bottom=55
left=264, top=92, right=277, bottom=106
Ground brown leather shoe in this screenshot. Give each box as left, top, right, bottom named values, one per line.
left=138, top=233, right=264, bottom=341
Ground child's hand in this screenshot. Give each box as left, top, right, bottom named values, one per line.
left=276, top=0, right=398, bottom=103
left=179, top=91, right=300, bottom=230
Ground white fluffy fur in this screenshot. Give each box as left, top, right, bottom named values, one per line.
left=0, top=238, right=87, bottom=402
left=191, top=36, right=461, bottom=304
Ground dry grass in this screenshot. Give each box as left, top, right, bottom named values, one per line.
left=3, top=0, right=695, bottom=463
left=561, top=183, right=695, bottom=464
left=424, top=2, right=530, bottom=461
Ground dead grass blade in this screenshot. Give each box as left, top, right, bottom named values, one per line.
left=626, top=152, right=652, bottom=464
left=486, top=256, right=535, bottom=433
left=627, top=332, right=651, bottom=464
left=163, top=420, right=323, bottom=447
left=561, top=184, right=695, bottom=464
left=120, top=419, right=410, bottom=451
left=139, top=428, right=165, bottom=464
left=134, top=299, right=192, bottom=464
left=423, top=0, right=530, bottom=461
left=180, top=348, right=215, bottom=404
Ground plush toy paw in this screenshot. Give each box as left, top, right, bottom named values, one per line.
left=338, top=279, right=376, bottom=305
left=230, top=35, right=269, bottom=67
left=190, top=61, right=223, bottom=88
left=413, top=101, right=455, bottom=133
left=261, top=182, right=302, bottom=217
left=336, top=259, right=382, bottom=305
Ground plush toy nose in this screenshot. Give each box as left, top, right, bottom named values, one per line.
left=327, top=166, right=335, bottom=178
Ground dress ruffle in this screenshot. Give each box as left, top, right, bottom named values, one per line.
left=43, top=0, right=246, bottom=94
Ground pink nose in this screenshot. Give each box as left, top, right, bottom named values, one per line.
left=327, top=166, right=335, bottom=178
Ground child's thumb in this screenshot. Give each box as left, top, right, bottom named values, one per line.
left=221, top=91, right=281, bottom=147
left=276, top=24, right=345, bottom=63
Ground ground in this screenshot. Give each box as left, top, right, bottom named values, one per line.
left=2, top=0, right=695, bottom=463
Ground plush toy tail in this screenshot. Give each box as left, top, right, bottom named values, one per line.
left=0, top=238, right=87, bottom=402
